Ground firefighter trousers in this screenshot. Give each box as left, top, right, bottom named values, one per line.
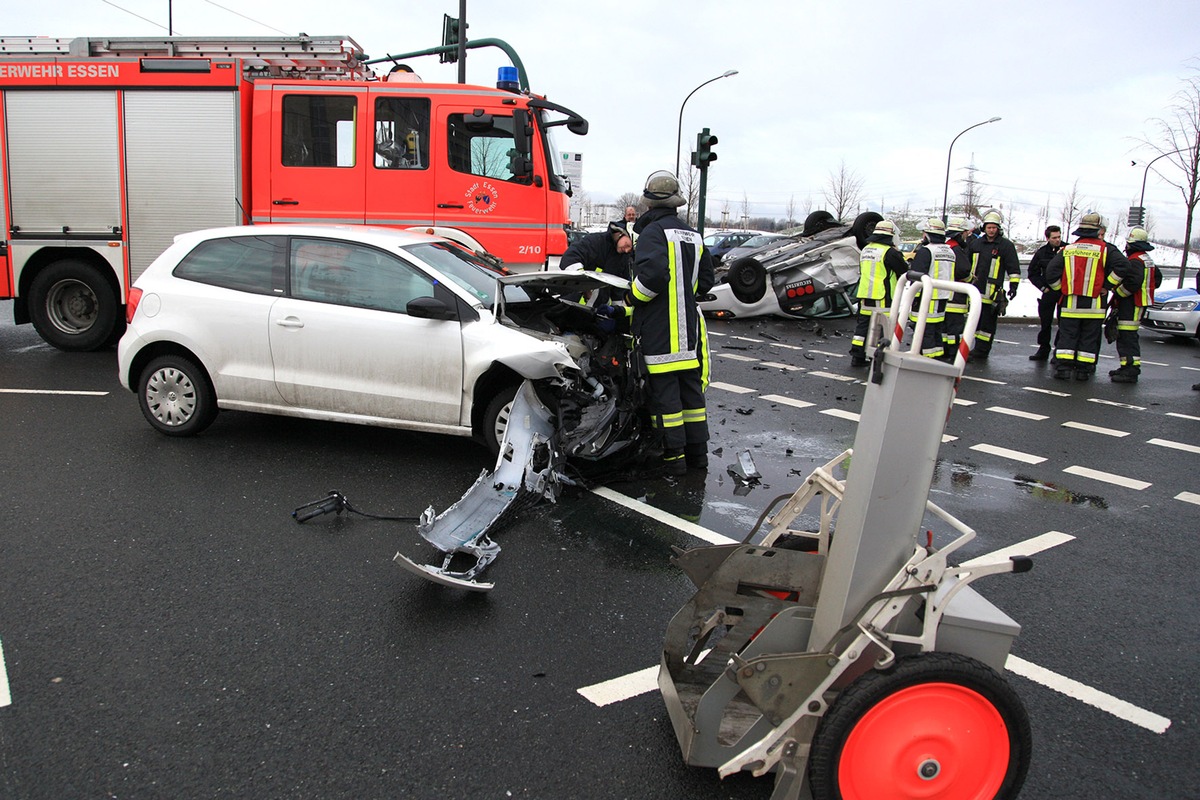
left=850, top=298, right=888, bottom=354
left=942, top=310, right=966, bottom=359
left=1054, top=316, right=1102, bottom=374
left=974, top=301, right=1000, bottom=355
left=1036, top=289, right=1061, bottom=349
left=646, top=368, right=708, bottom=464
left=1114, top=302, right=1144, bottom=369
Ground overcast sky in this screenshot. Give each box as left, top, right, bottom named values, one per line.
left=7, top=0, right=1200, bottom=239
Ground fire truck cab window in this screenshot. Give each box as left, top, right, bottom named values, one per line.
left=446, top=113, right=529, bottom=183
left=281, top=95, right=358, bottom=168
left=173, top=236, right=286, bottom=294
left=289, top=238, right=435, bottom=314
left=374, top=97, right=430, bottom=170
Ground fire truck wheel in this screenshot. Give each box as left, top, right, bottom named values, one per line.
left=726, top=258, right=767, bottom=304
left=808, top=652, right=1030, bottom=800
left=29, top=259, right=119, bottom=352
left=482, top=384, right=519, bottom=457
left=137, top=355, right=218, bottom=437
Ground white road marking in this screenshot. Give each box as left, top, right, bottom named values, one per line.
left=1062, top=421, right=1129, bottom=438
left=1147, top=437, right=1200, bottom=455
left=769, top=342, right=805, bottom=351
left=1176, top=491, right=1200, bottom=506
left=1063, top=465, right=1151, bottom=491
left=962, top=375, right=1006, bottom=385
left=994, top=337, right=1021, bottom=345
left=717, top=353, right=760, bottom=362
left=0, top=389, right=109, bottom=396
left=807, top=350, right=846, bottom=358
left=577, top=665, right=659, bottom=707
left=1182, top=365, right=1200, bottom=372
left=820, top=408, right=861, bottom=422
left=970, top=443, right=1047, bottom=464
left=1167, top=412, right=1200, bottom=422
left=942, top=434, right=958, bottom=443
left=731, top=336, right=761, bottom=344
left=760, top=394, right=815, bottom=409
left=808, top=371, right=856, bottom=382
left=1141, top=360, right=1169, bottom=367
left=1024, top=386, right=1071, bottom=397
left=0, top=636, right=10, bottom=707
left=710, top=381, right=757, bottom=395
left=1088, top=398, right=1146, bottom=411
left=987, top=406, right=1049, bottom=421
left=961, top=531, right=1075, bottom=567
left=589, top=486, right=735, bottom=546
left=1005, top=655, right=1171, bottom=734
left=952, top=398, right=977, bottom=406
left=759, top=362, right=805, bottom=371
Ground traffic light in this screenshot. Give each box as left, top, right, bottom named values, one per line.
left=692, top=127, right=718, bottom=170
left=440, top=14, right=463, bottom=63
left=1127, top=205, right=1146, bottom=228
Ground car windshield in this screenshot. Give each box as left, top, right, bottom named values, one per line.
left=403, top=242, right=532, bottom=308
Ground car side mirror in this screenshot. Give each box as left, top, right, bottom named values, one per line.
left=407, top=296, right=458, bottom=321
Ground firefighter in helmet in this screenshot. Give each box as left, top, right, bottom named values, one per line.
left=629, top=170, right=715, bottom=475
left=849, top=219, right=907, bottom=367
left=909, top=218, right=964, bottom=359
left=1108, top=227, right=1162, bottom=383
left=1044, top=212, right=1135, bottom=380
left=942, top=217, right=974, bottom=360
left=966, top=210, right=1020, bottom=359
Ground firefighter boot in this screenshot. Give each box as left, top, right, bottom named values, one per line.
left=662, top=449, right=687, bottom=477
left=1029, top=346, right=1050, bottom=361
left=1053, top=361, right=1073, bottom=380
left=1110, top=365, right=1140, bottom=383
left=849, top=347, right=869, bottom=368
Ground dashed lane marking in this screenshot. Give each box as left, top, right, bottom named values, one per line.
left=1182, top=366, right=1200, bottom=373
left=942, top=434, right=958, bottom=443
left=759, top=362, right=805, bottom=371
left=0, top=637, right=9, bottom=707
left=807, top=350, right=846, bottom=358
left=1147, top=437, right=1200, bottom=455
left=716, top=353, right=760, bottom=362
left=760, top=394, right=816, bottom=409
left=987, top=406, right=1049, bottom=421
left=1167, top=412, right=1200, bottom=422
left=769, top=342, right=805, bottom=351
left=970, top=443, right=1047, bottom=465
left=994, top=338, right=1021, bottom=345
left=577, top=665, right=658, bottom=707
left=808, top=371, right=857, bottom=382
left=952, top=398, right=977, bottom=406
left=962, top=375, right=1006, bottom=385
left=1062, top=421, right=1129, bottom=437
left=1063, top=465, right=1151, bottom=491
left=1005, top=655, right=1171, bottom=734
left=820, top=408, right=861, bottom=422
left=1176, top=491, right=1200, bottom=506
left=710, top=381, right=756, bottom=394
left=731, top=336, right=762, bottom=343
left=589, top=486, right=735, bottom=547
left=0, top=389, right=109, bottom=396
left=1024, top=386, right=1071, bottom=397
left=1088, top=398, right=1146, bottom=411
left=1141, top=360, right=1169, bottom=367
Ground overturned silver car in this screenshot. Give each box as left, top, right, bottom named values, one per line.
left=700, top=212, right=883, bottom=320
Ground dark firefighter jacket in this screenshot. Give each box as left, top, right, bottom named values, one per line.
left=629, top=207, right=715, bottom=374
left=1027, top=240, right=1064, bottom=291
left=968, top=233, right=1021, bottom=303
left=559, top=229, right=632, bottom=280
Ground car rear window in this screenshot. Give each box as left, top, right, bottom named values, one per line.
left=173, top=236, right=286, bottom=294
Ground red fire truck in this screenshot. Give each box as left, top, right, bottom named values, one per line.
left=0, top=35, right=587, bottom=350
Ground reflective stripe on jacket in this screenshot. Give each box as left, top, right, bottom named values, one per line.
left=856, top=242, right=896, bottom=301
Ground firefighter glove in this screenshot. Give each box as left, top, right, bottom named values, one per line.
left=1007, top=284, right=1019, bottom=299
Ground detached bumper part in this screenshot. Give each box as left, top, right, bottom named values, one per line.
left=394, top=380, right=562, bottom=591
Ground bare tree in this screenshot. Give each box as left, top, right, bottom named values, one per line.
left=678, top=167, right=700, bottom=226
left=1059, top=179, right=1088, bottom=237
left=615, top=191, right=644, bottom=216
left=1137, top=60, right=1200, bottom=287
left=740, top=192, right=752, bottom=229
left=823, top=159, right=865, bottom=220
left=785, top=195, right=797, bottom=230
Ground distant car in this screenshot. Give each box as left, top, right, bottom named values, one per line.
left=702, top=229, right=768, bottom=263
left=899, top=239, right=921, bottom=262
left=718, top=233, right=792, bottom=266
left=117, top=225, right=645, bottom=459
left=1142, top=287, right=1200, bottom=338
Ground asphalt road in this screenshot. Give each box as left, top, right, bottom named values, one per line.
left=1, top=302, right=1198, bottom=799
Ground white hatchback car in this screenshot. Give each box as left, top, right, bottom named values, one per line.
left=118, top=225, right=640, bottom=457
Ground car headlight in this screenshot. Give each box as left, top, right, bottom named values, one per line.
left=1160, top=299, right=1200, bottom=312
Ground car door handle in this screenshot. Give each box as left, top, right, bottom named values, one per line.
left=273, top=199, right=300, bottom=205
left=437, top=203, right=464, bottom=209
left=275, top=317, right=304, bottom=329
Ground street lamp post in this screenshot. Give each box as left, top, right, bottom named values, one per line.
left=941, top=116, right=1001, bottom=222
left=1135, top=147, right=1188, bottom=210
left=675, top=70, right=738, bottom=178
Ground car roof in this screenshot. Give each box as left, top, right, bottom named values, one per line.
left=171, top=224, right=448, bottom=250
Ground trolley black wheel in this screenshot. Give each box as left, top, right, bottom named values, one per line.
left=809, top=652, right=1030, bottom=800
left=726, top=257, right=767, bottom=304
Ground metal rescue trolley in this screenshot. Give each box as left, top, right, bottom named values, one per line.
left=659, top=274, right=1033, bottom=799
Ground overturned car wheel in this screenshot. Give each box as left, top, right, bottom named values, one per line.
left=726, top=257, right=767, bottom=304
